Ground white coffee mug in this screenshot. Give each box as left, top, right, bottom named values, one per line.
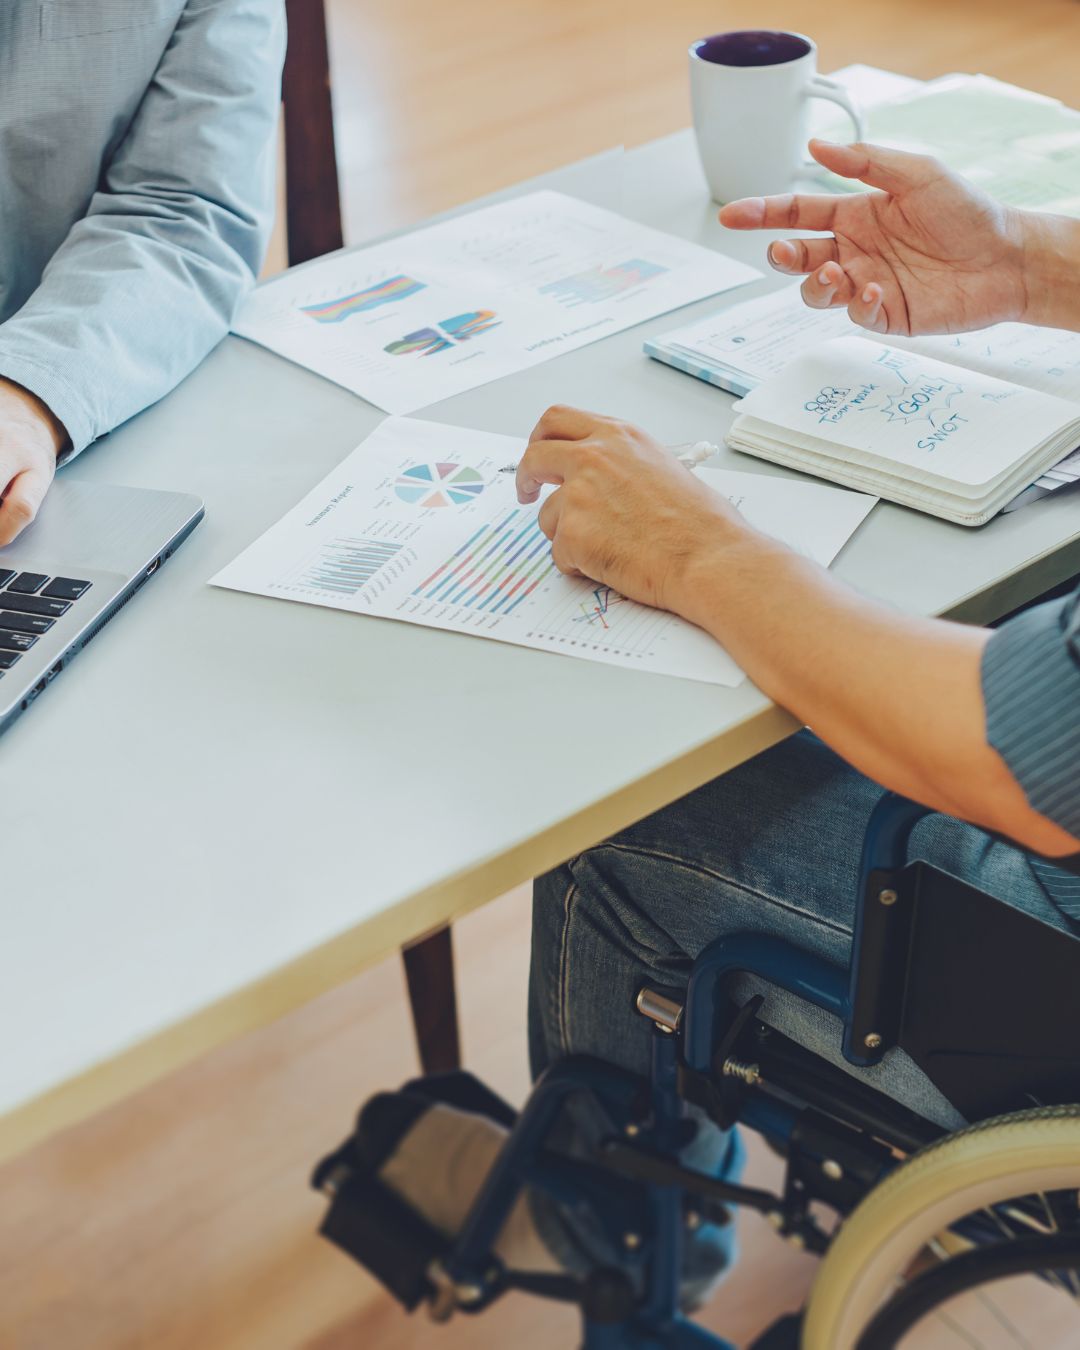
left=689, top=30, right=865, bottom=203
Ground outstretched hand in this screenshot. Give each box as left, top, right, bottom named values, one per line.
left=719, top=140, right=1030, bottom=336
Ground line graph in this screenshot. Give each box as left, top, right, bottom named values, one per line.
left=525, top=578, right=674, bottom=658
left=573, top=585, right=629, bottom=629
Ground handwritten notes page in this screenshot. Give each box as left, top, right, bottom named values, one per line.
left=728, top=336, right=1080, bottom=524
left=652, top=285, right=1080, bottom=502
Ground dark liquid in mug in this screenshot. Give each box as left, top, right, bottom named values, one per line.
left=692, top=31, right=811, bottom=68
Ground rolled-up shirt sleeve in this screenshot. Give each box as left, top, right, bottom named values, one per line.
left=0, top=0, right=285, bottom=455
left=982, top=583, right=1080, bottom=840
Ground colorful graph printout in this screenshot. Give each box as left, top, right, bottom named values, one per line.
left=412, top=511, right=554, bottom=614
left=539, top=259, right=668, bottom=307
left=211, top=419, right=877, bottom=687
left=300, top=275, right=426, bottom=323
left=440, top=310, right=501, bottom=340
left=384, top=328, right=453, bottom=357
left=384, top=311, right=501, bottom=357
left=573, top=585, right=628, bottom=628
left=395, top=462, right=486, bottom=508
left=231, top=191, right=761, bottom=413
left=300, top=538, right=403, bottom=594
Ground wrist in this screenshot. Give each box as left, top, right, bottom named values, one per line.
left=1016, top=210, right=1080, bottom=331
left=0, top=377, right=67, bottom=456
left=665, top=517, right=780, bottom=632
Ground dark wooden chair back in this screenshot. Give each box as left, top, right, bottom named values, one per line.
left=281, top=0, right=344, bottom=266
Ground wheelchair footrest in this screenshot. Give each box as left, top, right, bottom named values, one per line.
left=319, top=1167, right=448, bottom=1312
left=311, top=1070, right=520, bottom=1312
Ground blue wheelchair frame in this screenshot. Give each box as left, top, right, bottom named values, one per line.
left=433, top=794, right=935, bottom=1348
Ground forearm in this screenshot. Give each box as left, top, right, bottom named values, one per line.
left=0, top=380, right=67, bottom=457
left=0, top=210, right=258, bottom=453
left=680, top=528, right=1078, bottom=855
left=0, top=0, right=284, bottom=455
left=1018, top=210, right=1080, bottom=332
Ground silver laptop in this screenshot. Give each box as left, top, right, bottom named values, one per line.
left=0, top=478, right=203, bottom=735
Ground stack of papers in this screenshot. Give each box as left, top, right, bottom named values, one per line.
left=647, top=285, right=1080, bottom=508
left=727, top=334, right=1080, bottom=526
left=645, top=286, right=851, bottom=398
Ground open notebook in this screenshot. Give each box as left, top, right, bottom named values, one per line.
left=647, top=286, right=1080, bottom=524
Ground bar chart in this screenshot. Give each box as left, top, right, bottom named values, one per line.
left=412, top=509, right=555, bottom=615
left=539, top=258, right=669, bottom=308
left=299, top=537, right=404, bottom=595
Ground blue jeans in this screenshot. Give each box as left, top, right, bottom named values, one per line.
left=527, top=731, right=1075, bottom=1290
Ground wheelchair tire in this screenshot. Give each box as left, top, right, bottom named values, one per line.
left=802, top=1104, right=1080, bottom=1350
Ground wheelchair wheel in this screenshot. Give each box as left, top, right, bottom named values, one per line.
left=802, top=1105, right=1080, bottom=1349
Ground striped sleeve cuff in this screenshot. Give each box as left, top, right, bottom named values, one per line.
left=982, top=594, right=1080, bottom=840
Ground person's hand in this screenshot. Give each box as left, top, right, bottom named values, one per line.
left=517, top=405, right=745, bottom=620
left=0, top=379, right=66, bottom=547
left=719, top=140, right=1030, bottom=336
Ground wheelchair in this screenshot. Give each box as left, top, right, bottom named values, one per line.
left=313, top=794, right=1080, bottom=1348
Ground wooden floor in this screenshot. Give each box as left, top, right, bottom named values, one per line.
left=7, top=2, right=1080, bottom=1347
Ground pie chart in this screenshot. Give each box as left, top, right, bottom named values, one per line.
left=395, top=462, right=486, bottom=508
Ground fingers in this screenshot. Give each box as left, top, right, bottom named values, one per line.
left=528, top=404, right=598, bottom=444
left=520, top=406, right=602, bottom=500
left=798, top=265, right=889, bottom=330
left=848, top=281, right=888, bottom=333
left=808, top=139, right=941, bottom=195
left=516, top=437, right=580, bottom=504
left=799, top=269, right=889, bottom=330
left=0, top=466, right=50, bottom=547
left=537, top=489, right=561, bottom=541
left=536, top=491, right=581, bottom=575
left=719, top=192, right=839, bottom=234
left=767, top=236, right=839, bottom=276
left=800, top=260, right=856, bottom=310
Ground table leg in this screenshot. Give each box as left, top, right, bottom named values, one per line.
left=402, top=926, right=462, bottom=1073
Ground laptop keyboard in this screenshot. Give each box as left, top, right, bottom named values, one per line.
left=0, top=572, right=92, bottom=677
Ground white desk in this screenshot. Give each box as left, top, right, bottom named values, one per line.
left=4, top=133, right=1079, bottom=1166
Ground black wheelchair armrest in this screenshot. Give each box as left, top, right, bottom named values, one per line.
left=847, top=795, right=1080, bottom=1120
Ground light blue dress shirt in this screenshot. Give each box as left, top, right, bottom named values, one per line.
left=0, top=0, right=285, bottom=454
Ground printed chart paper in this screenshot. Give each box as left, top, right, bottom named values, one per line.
left=230, top=191, right=760, bottom=413
left=211, top=419, right=876, bottom=687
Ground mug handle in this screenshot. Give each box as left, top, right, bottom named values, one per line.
left=802, top=74, right=866, bottom=157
